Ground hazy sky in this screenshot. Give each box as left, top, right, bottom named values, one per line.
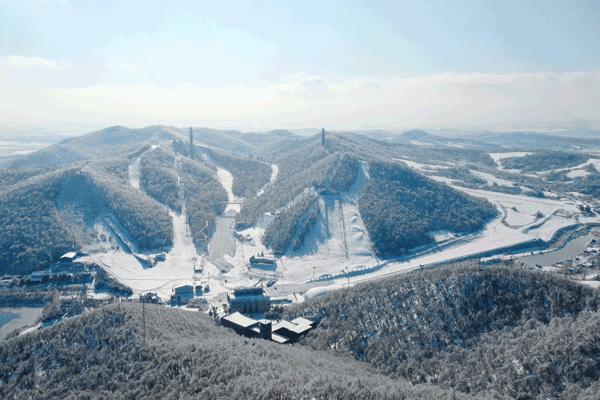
left=1, top=0, right=600, bottom=133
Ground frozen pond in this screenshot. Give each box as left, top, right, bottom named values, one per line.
left=518, top=232, right=595, bottom=267
left=0, top=307, right=42, bottom=340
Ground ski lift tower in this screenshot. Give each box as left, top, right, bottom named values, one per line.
left=189, top=127, right=194, bottom=159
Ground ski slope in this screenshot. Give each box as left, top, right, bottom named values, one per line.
left=216, top=167, right=240, bottom=213
left=85, top=145, right=200, bottom=299
left=278, top=161, right=378, bottom=283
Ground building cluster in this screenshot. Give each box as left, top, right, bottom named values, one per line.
left=171, top=284, right=207, bottom=305
left=227, top=287, right=271, bottom=313
left=221, top=312, right=315, bottom=344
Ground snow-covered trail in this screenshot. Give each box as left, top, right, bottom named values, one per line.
left=128, top=156, right=142, bottom=191
left=270, top=163, right=279, bottom=184
left=89, top=146, right=199, bottom=299
left=205, top=165, right=245, bottom=292
left=216, top=167, right=240, bottom=213
left=257, top=163, right=279, bottom=197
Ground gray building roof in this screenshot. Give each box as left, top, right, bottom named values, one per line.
left=222, top=312, right=258, bottom=328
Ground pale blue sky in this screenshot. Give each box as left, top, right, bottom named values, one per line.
left=1, top=0, right=599, bottom=131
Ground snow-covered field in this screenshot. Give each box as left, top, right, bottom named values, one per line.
left=396, top=158, right=449, bottom=172
left=488, top=152, right=532, bottom=173
left=503, top=206, right=537, bottom=227
left=489, top=152, right=532, bottom=163
left=280, top=161, right=378, bottom=283
left=566, top=169, right=590, bottom=179
left=470, top=170, right=515, bottom=187
left=305, top=181, right=596, bottom=290
left=537, top=158, right=600, bottom=181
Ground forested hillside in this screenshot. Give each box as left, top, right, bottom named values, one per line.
left=0, top=160, right=173, bottom=274
left=237, top=150, right=347, bottom=226
left=139, top=147, right=181, bottom=212
left=0, top=303, right=474, bottom=400
left=239, top=134, right=496, bottom=257
left=288, top=265, right=600, bottom=399
left=178, top=158, right=227, bottom=251
left=263, top=189, right=321, bottom=253
left=502, top=151, right=588, bottom=172
left=199, top=146, right=272, bottom=198
left=358, top=161, right=497, bottom=257
left=0, top=170, right=78, bottom=274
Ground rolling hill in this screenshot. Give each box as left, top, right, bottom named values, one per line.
left=0, top=303, right=473, bottom=400
left=287, top=264, right=600, bottom=399
left=239, top=133, right=497, bottom=257
left=0, top=126, right=501, bottom=274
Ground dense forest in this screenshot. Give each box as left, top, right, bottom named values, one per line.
left=0, top=169, right=80, bottom=274
left=502, top=151, right=588, bottom=172
left=139, top=147, right=182, bottom=212
left=200, top=146, right=272, bottom=198
left=263, top=190, right=321, bottom=253
left=238, top=149, right=360, bottom=227
left=287, top=264, right=600, bottom=399
left=0, top=303, right=473, bottom=400
left=358, top=161, right=497, bottom=257
left=178, top=158, right=227, bottom=251
left=0, top=161, right=173, bottom=274
left=172, top=139, right=272, bottom=198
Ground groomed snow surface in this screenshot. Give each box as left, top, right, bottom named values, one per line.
left=216, top=167, right=240, bottom=213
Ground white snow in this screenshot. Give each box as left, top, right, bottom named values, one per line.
left=127, top=156, right=142, bottom=190
left=503, top=207, right=537, bottom=227
left=216, top=167, right=240, bottom=213
left=429, top=175, right=456, bottom=185
left=566, top=169, right=590, bottom=179
left=488, top=152, right=532, bottom=172
left=470, top=170, right=514, bottom=187
left=276, top=161, right=379, bottom=284
left=256, top=163, right=279, bottom=197
left=270, top=163, right=279, bottom=184
left=525, top=214, right=577, bottom=242
left=396, top=158, right=449, bottom=172
left=306, top=185, right=598, bottom=290
left=489, top=152, right=532, bottom=163
left=86, top=147, right=201, bottom=300
left=430, top=230, right=457, bottom=243
left=535, top=158, right=600, bottom=176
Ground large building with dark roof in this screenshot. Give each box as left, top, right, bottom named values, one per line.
left=220, top=312, right=315, bottom=344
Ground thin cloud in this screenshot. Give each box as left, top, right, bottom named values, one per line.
left=2, top=70, right=600, bottom=131
left=4, top=55, right=70, bottom=70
